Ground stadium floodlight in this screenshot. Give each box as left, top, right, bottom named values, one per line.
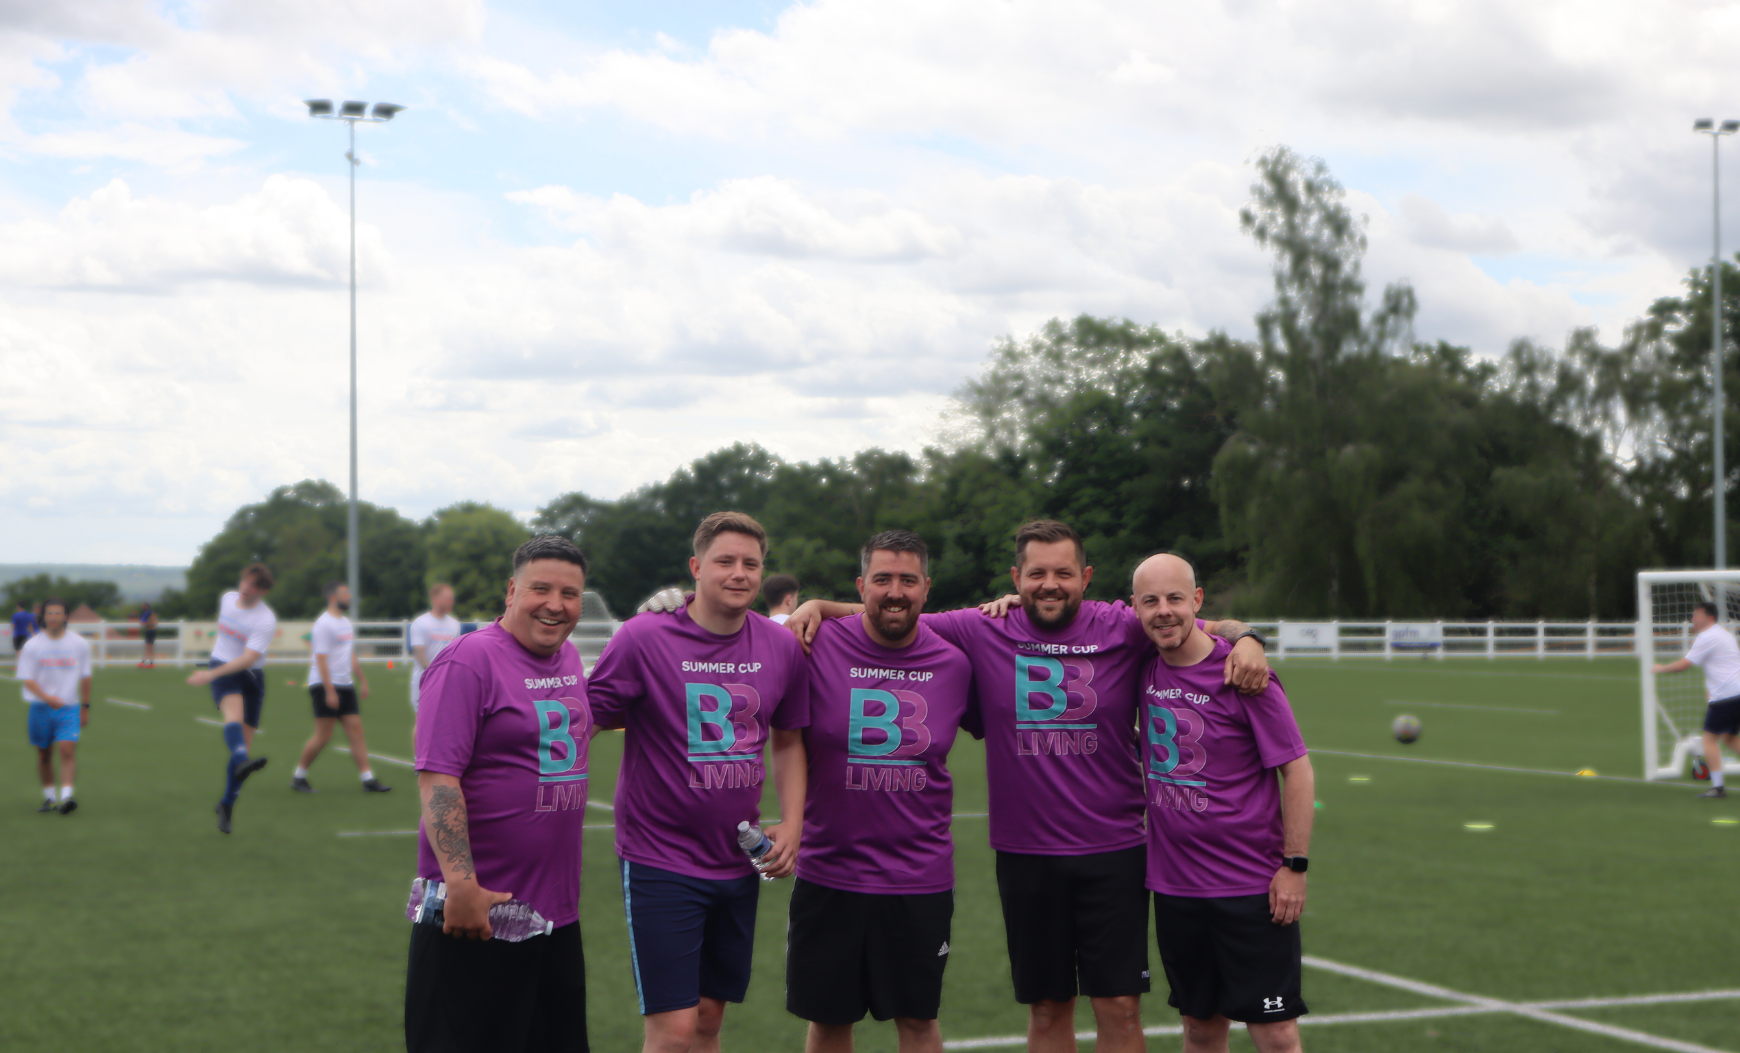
left=306, top=98, right=407, bottom=617
left=1694, top=118, right=1738, bottom=568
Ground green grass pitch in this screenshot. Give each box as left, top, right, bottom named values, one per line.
left=3, top=657, right=1737, bottom=1051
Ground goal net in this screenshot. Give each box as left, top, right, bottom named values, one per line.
left=1639, top=570, right=1740, bottom=779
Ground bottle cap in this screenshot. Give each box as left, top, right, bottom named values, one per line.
left=737, top=820, right=750, bottom=832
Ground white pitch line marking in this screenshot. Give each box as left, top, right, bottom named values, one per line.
left=587, top=800, right=614, bottom=811
left=1384, top=699, right=1559, bottom=715
left=1309, top=748, right=1685, bottom=787
left=942, top=960, right=1740, bottom=1051
left=334, top=746, right=414, bottom=769
left=1273, top=662, right=1634, bottom=682
left=194, top=716, right=265, bottom=733
left=105, top=697, right=152, bottom=709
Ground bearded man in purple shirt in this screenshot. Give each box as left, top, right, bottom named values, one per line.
left=1134, top=553, right=1313, bottom=1053
left=589, top=511, right=811, bottom=1053
left=791, top=519, right=1271, bottom=1053
left=407, top=534, right=593, bottom=1053
left=788, top=530, right=974, bottom=1053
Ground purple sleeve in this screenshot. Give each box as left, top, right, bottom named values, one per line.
left=414, top=656, right=484, bottom=777
left=921, top=608, right=982, bottom=651
left=771, top=638, right=811, bottom=731
left=959, top=685, right=984, bottom=740
left=1247, top=675, right=1308, bottom=770
left=585, top=627, right=644, bottom=730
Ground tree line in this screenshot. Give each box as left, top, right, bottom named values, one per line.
left=155, top=147, right=1738, bottom=623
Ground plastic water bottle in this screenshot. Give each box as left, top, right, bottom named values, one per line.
left=737, top=821, right=774, bottom=881
left=405, top=877, right=555, bottom=941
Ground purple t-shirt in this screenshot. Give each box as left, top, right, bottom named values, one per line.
left=925, top=600, right=1158, bottom=855
left=798, top=616, right=974, bottom=895
left=414, top=622, right=591, bottom=928
left=588, top=605, right=810, bottom=879
left=1141, top=635, right=1307, bottom=897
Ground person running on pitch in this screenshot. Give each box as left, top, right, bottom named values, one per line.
left=787, top=520, right=1271, bottom=1053
left=589, top=511, right=810, bottom=1053
left=407, top=535, right=594, bottom=1053
left=409, top=582, right=461, bottom=737
left=1651, top=600, right=1740, bottom=798
left=185, top=563, right=276, bottom=834
left=1132, top=554, right=1312, bottom=1053
left=292, top=581, right=389, bottom=794
left=20, top=597, right=91, bottom=814
left=138, top=601, right=158, bottom=668
left=787, top=530, right=972, bottom=1053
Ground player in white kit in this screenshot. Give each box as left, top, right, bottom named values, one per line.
left=407, top=583, right=460, bottom=736
left=20, top=598, right=92, bottom=814
left=186, top=564, right=276, bottom=833
left=1652, top=600, right=1740, bottom=798
left=292, top=582, right=389, bottom=793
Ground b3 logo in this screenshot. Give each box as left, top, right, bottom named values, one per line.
left=847, top=688, right=931, bottom=757
left=1014, top=654, right=1098, bottom=722
left=686, top=683, right=764, bottom=757
left=535, top=698, right=590, bottom=783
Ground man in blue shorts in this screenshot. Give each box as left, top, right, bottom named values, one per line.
left=20, top=597, right=91, bottom=814
left=186, top=563, right=277, bottom=834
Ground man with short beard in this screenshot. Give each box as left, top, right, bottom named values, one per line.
left=785, top=531, right=972, bottom=1053
left=788, top=520, right=1269, bottom=1053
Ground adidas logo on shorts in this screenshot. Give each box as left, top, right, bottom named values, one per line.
left=937, top=941, right=949, bottom=956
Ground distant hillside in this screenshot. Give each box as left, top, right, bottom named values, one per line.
left=0, top=564, right=186, bottom=601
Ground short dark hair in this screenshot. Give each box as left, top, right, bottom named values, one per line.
left=513, top=534, right=589, bottom=576
left=861, top=530, right=930, bottom=576
left=14, top=601, right=24, bottom=610
left=324, top=580, right=347, bottom=599
left=242, top=563, right=274, bottom=589
left=762, top=574, right=800, bottom=607
left=1014, top=519, right=1085, bottom=568
left=41, top=596, right=67, bottom=616
left=693, top=511, right=768, bottom=557
left=1696, top=601, right=1720, bottom=619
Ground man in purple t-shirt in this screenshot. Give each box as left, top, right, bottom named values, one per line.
left=791, top=519, right=1270, bottom=1053
left=1134, top=553, right=1313, bottom=1053
left=588, top=511, right=810, bottom=1053
left=407, top=535, right=593, bottom=1053
left=788, top=530, right=973, bottom=1053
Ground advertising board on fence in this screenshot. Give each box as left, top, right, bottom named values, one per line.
left=1389, top=622, right=1443, bottom=651
left=1278, top=623, right=1337, bottom=651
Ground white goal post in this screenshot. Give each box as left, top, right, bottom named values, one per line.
left=1638, top=570, right=1740, bottom=780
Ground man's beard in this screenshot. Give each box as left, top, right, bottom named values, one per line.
left=1022, top=591, right=1082, bottom=630
left=866, top=602, right=920, bottom=642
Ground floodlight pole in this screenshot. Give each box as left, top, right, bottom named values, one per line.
left=1698, top=119, right=1738, bottom=569
left=306, top=99, right=402, bottom=616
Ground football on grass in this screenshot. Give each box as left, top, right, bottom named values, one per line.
left=1392, top=715, right=1422, bottom=745
left=1692, top=756, right=1710, bottom=781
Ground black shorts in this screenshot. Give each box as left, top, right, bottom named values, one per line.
left=13, top=635, right=26, bottom=653
left=208, top=662, right=266, bottom=728
left=786, top=878, right=953, bottom=1025
left=310, top=684, right=360, bottom=718
left=995, top=846, right=1151, bottom=1003
left=1705, top=696, right=1740, bottom=736
left=143, top=628, right=157, bottom=645
left=406, top=920, right=588, bottom=1053
left=1154, top=893, right=1307, bottom=1024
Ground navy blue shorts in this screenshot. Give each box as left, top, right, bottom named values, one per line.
left=620, top=858, right=759, bottom=1015
left=1706, top=696, right=1740, bottom=736
left=208, top=660, right=266, bottom=729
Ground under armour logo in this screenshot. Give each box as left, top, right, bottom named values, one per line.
left=1262, top=997, right=1285, bottom=1012
left=937, top=941, right=950, bottom=956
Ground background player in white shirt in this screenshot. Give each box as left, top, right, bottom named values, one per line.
left=763, top=574, right=800, bottom=625
left=292, top=582, right=388, bottom=793
left=407, top=582, right=461, bottom=731
left=20, top=597, right=91, bottom=814
left=186, top=564, right=276, bottom=834
left=1652, top=600, right=1740, bottom=798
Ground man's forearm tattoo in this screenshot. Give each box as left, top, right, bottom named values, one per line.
left=1217, top=619, right=1252, bottom=637
left=427, top=785, right=475, bottom=882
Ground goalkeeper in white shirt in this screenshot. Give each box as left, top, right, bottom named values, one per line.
left=1651, top=600, right=1740, bottom=798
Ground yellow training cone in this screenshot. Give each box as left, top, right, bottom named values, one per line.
left=1577, top=769, right=1598, bottom=777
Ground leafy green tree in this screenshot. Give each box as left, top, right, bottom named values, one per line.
left=2, top=574, right=124, bottom=618
left=183, top=480, right=427, bottom=619
left=425, top=502, right=529, bottom=619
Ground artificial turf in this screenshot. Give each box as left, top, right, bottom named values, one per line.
left=1, top=657, right=1735, bottom=1051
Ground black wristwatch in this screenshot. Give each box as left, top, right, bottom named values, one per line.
left=1229, top=628, right=1268, bottom=649
left=1281, top=855, right=1308, bottom=873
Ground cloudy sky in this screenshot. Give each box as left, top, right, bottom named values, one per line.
left=0, top=0, right=1734, bottom=565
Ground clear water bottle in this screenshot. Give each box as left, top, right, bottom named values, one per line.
left=405, top=877, right=555, bottom=941
left=737, top=820, right=774, bottom=881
